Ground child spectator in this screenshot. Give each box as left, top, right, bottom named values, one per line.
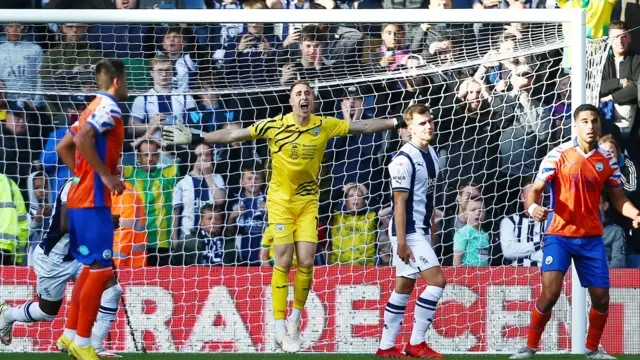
left=371, top=23, right=411, bottom=72
left=601, top=192, right=627, bottom=268
left=27, top=171, right=52, bottom=264
left=328, top=183, right=378, bottom=265
left=176, top=204, right=229, bottom=266
left=157, top=27, right=197, bottom=92
left=227, top=165, right=268, bottom=265
left=453, top=196, right=490, bottom=266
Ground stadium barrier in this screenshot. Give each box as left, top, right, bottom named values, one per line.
left=0, top=266, right=638, bottom=354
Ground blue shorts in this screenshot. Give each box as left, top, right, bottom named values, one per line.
left=68, top=208, right=114, bottom=267
left=541, top=234, right=610, bottom=288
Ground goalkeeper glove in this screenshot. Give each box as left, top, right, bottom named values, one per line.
left=394, top=114, right=407, bottom=129
left=161, top=121, right=204, bottom=145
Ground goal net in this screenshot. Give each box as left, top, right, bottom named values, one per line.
left=1, top=8, right=637, bottom=356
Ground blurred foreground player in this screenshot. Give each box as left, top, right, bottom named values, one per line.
left=163, top=80, right=405, bottom=353
left=511, top=104, right=640, bottom=360
left=53, top=58, right=128, bottom=360
left=376, top=105, right=445, bottom=359
left=0, top=179, right=122, bottom=358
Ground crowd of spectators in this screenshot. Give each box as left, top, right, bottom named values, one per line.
left=1, top=0, right=640, bottom=270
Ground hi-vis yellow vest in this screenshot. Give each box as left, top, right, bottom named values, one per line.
left=0, top=174, right=28, bottom=264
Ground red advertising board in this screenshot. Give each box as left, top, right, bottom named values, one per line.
left=0, top=266, right=638, bottom=354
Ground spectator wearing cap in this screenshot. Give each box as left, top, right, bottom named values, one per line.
left=40, top=23, right=102, bottom=87
left=0, top=23, right=44, bottom=108
left=123, top=137, right=179, bottom=267
left=324, top=86, right=385, bottom=209
left=0, top=102, right=33, bottom=199
left=40, top=94, right=87, bottom=196
left=129, top=56, right=198, bottom=139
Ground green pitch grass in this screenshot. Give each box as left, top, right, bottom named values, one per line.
left=0, top=354, right=638, bottom=360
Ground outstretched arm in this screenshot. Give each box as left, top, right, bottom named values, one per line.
left=162, top=122, right=253, bottom=145
left=348, top=117, right=401, bottom=135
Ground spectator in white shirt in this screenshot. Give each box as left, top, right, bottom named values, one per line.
left=0, top=24, right=44, bottom=108
left=499, top=179, right=544, bottom=266
left=129, top=56, right=197, bottom=139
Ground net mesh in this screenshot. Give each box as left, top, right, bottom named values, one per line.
left=0, top=16, right=633, bottom=355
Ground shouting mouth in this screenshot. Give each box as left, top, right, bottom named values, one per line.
left=300, top=101, right=309, bottom=112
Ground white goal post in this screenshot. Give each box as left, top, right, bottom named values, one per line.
left=0, top=8, right=615, bottom=355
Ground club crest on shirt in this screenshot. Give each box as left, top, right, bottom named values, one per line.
left=276, top=224, right=284, bottom=232
left=545, top=256, right=553, bottom=265
left=595, top=162, right=603, bottom=172
left=313, top=127, right=320, bottom=136
left=102, top=250, right=112, bottom=260
left=290, top=143, right=300, bottom=159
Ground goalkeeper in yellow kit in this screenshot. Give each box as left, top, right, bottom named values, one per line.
left=163, top=80, right=403, bottom=352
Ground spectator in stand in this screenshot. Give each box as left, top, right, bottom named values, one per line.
left=225, top=21, right=280, bottom=86
left=325, top=86, right=385, bottom=207
left=550, top=73, right=572, bottom=146
left=129, top=56, right=197, bottom=139
left=0, top=23, right=44, bottom=108
left=599, top=21, right=639, bottom=144
left=435, top=180, right=481, bottom=266
left=175, top=204, right=230, bottom=266
left=226, top=164, right=268, bottom=266
left=279, top=25, right=330, bottom=85
left=0, top=103, right=34, bottom=198
left=123, top=137, right=179, bottom=266
left=453, top=196, right=490, bottom=266
left=40, top=23, right=102, bottom=87
left=26, top=171, right=52, bottom=265
left=172, top=144, right=227, bottom=241
left=600, top=192, right=627, bottom=268
left=371, top=23, right=412, bottom=73
left=188, top=82, right=238, bottom=133
left=497, top=65, right=551, bottom=217
left=212, top=123, right=262, bottom=193
left=208, top=0, right=245, bottom=64
left=474, top=33, right=530, bottom=91
left=0, top=80, right=8, bottom=120
left=328, top=183, right=378, bottom=265
left=40, top=94, right=87, bottom=195
left=499, top=178, right=544, bottom=267
left=0, top=173, right=28, bottom=266
left=156, top=27, right=197, bottom=92
left=598, top=135, right=640, bottom=268
left=87, top=0, right=146, bottom=59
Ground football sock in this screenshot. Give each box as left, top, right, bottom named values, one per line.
left=293, top=266, right=313, bottom=312
left=272, top=265, right=290, bottom=321
left=91, top=283, right=122, bottom=349
left=379, top=291, right=410, bottom=350
left=586, top=308, right=608, bottom=352
left=76, top=268, right=112, bottom=347
left=64, top=265, right=90, bottom=332
left=527, top=303, right=552, bottom=350
left=3, top=302, right=55, bottom=323
left=410, top=286, right=444, bottom=346
left=290, top=308, right=302, bottom=324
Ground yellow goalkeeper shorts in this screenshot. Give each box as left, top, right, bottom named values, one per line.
left=267, top=198, right=318, bottom=246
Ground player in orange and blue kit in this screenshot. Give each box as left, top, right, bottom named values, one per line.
left=54, top=58, right=128, bottom=360
left=511, top=104, right=640, bottom=360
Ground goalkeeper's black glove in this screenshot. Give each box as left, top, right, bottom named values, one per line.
left=394, top=114, right=407, bottom=129
left=191, top=133, right=204, bottom=145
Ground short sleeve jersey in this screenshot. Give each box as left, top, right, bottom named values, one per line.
left=248, top=113, right=349, bottom=203
left=68, top=92, right=125, bottom=209
left=453, top=225, right=490, bottom=266
left=536, top=139, right=622, bottom=238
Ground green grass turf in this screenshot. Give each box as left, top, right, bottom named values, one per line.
left=0, top=354, right=638, bottom=360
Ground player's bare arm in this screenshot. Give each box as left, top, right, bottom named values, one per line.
left=526, top=179, right=552, bottom=222
left=393, top=191, right=414, bottom=264
left=74, top=123, right=124, bottom=195
left=348, top=117, right=398, bottom=135
left=607, top=186, right=640, bottom=227
left=162, top=121, right=253, bottom=146
left=55, top=132, right=76, bottom=172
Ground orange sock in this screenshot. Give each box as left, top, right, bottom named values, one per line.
left=76, top=268, right=112, bottom=340
left=65, top=266, right=90, bottom=331
left=527, top=303, right=552, bottom=350
left=586, top=308, right=608, bottom=352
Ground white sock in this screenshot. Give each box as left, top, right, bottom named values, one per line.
left=63, top=329, right=76, bottom=340
left=4, top=302, right=55, bottom=323
left=410, top=286, right=444, bottom=346
left=75, top=335, right=91, bottom=348
left=379, top=291, right=410, bottom=350
left=289, top=308, right=302, bottom=324
left=91, top=284, right=122, bottom=349
left=275, top=319, right=286, bottom=336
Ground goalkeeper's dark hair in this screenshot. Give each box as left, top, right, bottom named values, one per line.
left=403, top=104, right=431, bottom=123
left=95, top=58, right=126, bottom=91
left=573, top=104, right=601, bottom=122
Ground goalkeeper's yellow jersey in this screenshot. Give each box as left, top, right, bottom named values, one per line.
left=248, top=113, right=350, bottom=203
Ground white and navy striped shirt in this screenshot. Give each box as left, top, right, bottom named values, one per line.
left=172, top=173, right=227, bottom=239
left=389, top=143, right=439, bottom=237
left=39, top=179, right=73, bottom=263
left=499, top=213, right=544, bottom=267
